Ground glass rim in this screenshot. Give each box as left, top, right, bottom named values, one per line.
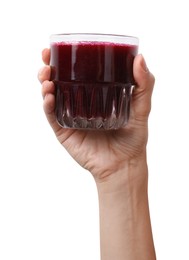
left=50, top=33, right=139, bottom=45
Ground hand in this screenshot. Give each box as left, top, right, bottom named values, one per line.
left=38, top=49, right=155, bottom=183
left=38, top=49, right=156, bottom=260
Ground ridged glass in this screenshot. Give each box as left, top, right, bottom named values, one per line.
left=50, top=33, right=139, bottom=130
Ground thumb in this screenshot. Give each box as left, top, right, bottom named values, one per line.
left=131, top=54, right=155, bottom=121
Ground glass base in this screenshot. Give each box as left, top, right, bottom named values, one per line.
left=55, top=81, right=134, bottom=130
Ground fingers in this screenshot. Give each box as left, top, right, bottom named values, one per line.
left=38, top=66, right=51, bottom=83
left=39, top=48, right=63, bottom=133
left=43, top=92, right=55, bottom=114
left=42, top=48, right=50, bottom=65
left=134, top=54, right=155, bottom=94
left=41, top=80, right=55, bottom=99
left=41, top=80, right=55, bottom=112
left=42, top=81, right=62, bottom=133
left=43, top=92, right=60, bottom=131
left=131, top=54, right=155, bottom=121
left=38, top=49, right=51, bottom=83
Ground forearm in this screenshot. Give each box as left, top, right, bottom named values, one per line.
left=96, top=160, right=156, bottom=260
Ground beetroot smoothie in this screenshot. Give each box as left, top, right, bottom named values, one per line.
left=50, top=34, right=138, bottom=129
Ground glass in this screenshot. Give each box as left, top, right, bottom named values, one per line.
left=50, top=33, right=139, bottom=130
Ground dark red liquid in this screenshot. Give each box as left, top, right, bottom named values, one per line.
left=50, top=41, right=138, bottom=129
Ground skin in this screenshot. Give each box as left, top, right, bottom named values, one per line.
left=38, top=49, right=156, bottom=260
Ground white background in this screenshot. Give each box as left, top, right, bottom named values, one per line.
left=0, top=0, right=189, bottom=259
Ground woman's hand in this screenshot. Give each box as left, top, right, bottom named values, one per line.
left=38, top=48, right=156, bottom=260
left=38, top=49, right=155, bottom=183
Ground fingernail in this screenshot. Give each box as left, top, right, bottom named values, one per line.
left=140, top=55, right=149, bottom=73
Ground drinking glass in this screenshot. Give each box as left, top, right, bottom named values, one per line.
left=50, top=33, right=139, bottom=130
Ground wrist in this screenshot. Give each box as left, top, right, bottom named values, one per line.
left=95, top=154, right=156, bottom=260
left=95, top=153, right=148, bottom=195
